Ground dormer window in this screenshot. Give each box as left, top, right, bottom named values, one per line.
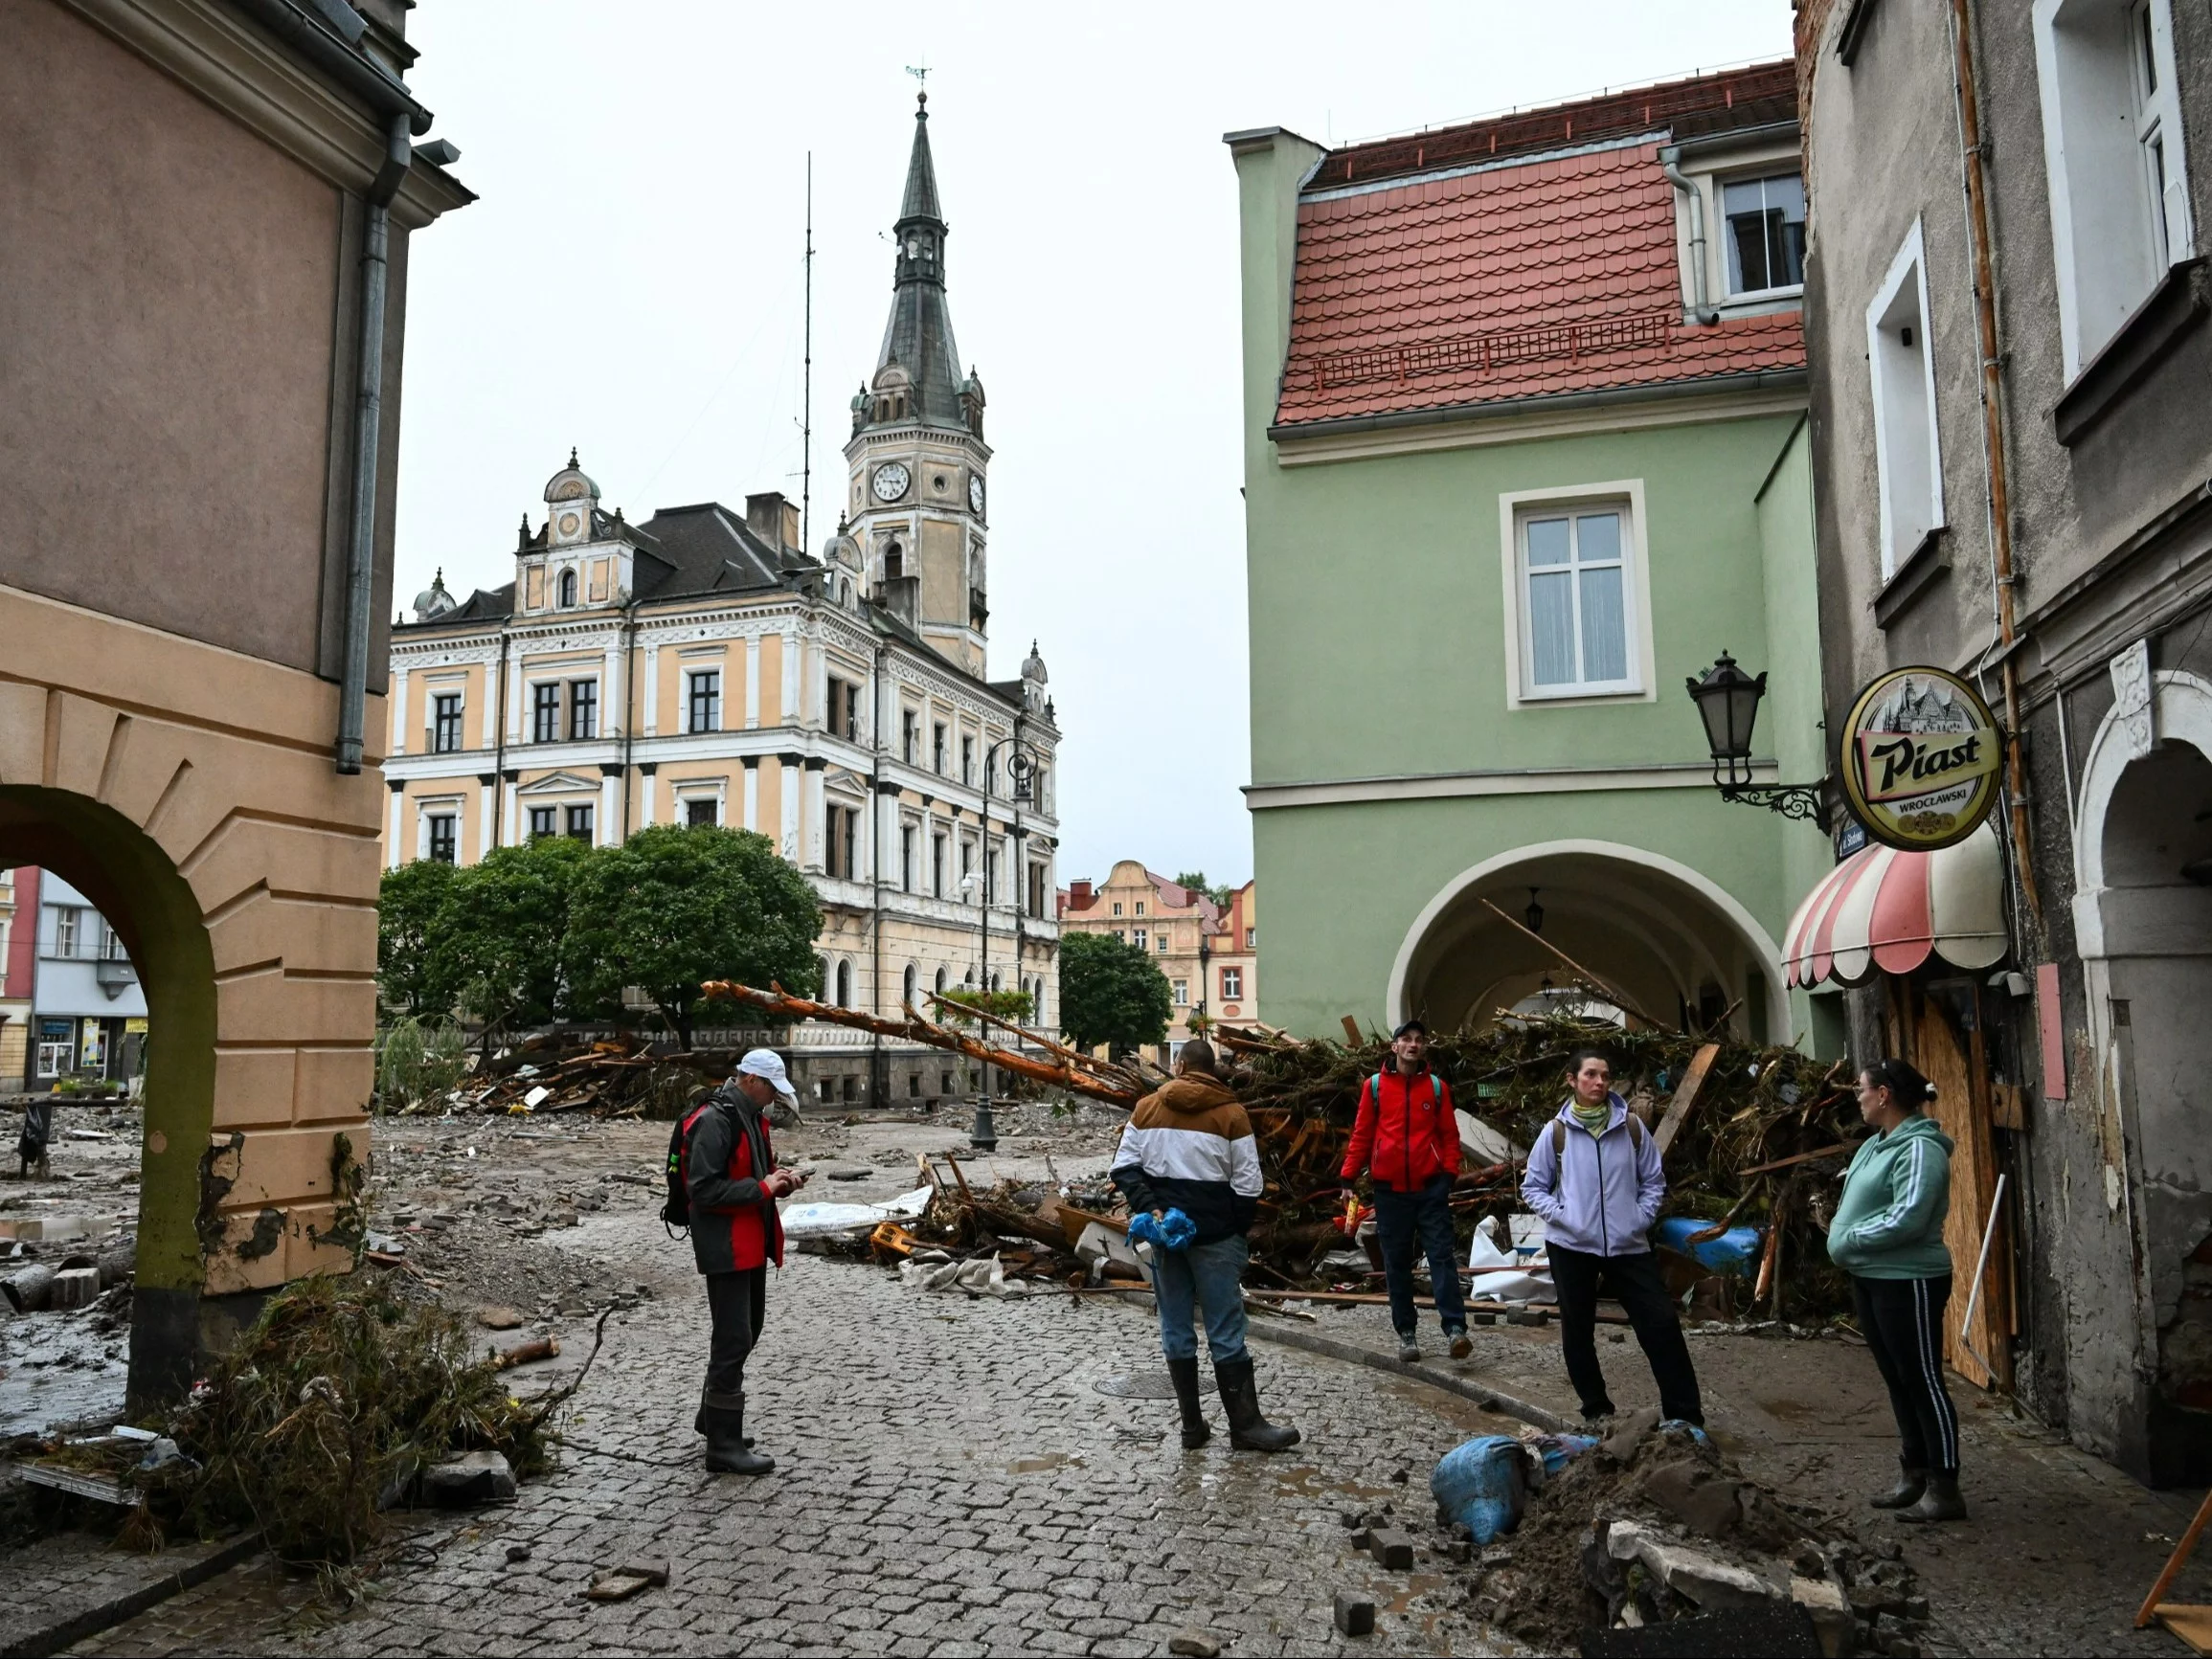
left=1722, top=173, right=1806, bottom=296
left=558, top=569, right=577, bottom=608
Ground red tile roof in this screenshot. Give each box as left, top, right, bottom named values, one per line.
left=1275, top=63, right=1804, bottom=430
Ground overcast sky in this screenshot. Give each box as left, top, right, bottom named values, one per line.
left=393, top=1, right=1793, bottom=890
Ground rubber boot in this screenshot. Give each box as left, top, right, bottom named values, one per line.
left=696, top=1391, right=752, bottom=1446
left=1214, top=1356, right=1299, bottom=1452
left=1166, top=1356, right=1210, bottom=1450
left=1897, top=1472, right=1966, bottom=1523
left=1869, top=1462, right=1927, bottom=1510
left=703, top=1391, right=773, bottom=1475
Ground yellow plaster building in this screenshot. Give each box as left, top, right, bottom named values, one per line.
left=1058, top=865, right=1260, bottom=1060
left=384, top=98, right=1063, bottom=1104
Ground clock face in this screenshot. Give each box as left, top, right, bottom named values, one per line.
left=872, top=462, right=911, bottom=503
left=556, top=512, right=582, bottom=538
left=968, top=475, right=985, bottom=514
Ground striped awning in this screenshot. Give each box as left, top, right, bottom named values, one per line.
left=1782, top=820, right=2008, bottom=989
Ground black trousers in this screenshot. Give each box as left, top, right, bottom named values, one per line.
left=1373, top=1176, right=1469, bottom=1336
left=1853, top=1273, right=1960, bottom=1475
left=1547, top=1244, right=1704, bottom=1424
left=704, top=1267, right=767, bottom=1399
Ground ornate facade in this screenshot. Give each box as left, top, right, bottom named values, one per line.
left=383, top=96, right=1062, bottom=1104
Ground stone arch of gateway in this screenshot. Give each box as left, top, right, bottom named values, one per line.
left=1386, top=839, right=1790, bottom=1040
left=0, top=602, right=382, bottom=1409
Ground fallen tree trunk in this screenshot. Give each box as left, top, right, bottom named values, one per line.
left=699, top=981, right=1139, bottom=1107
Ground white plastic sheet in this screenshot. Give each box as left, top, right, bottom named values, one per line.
left=778, top=1184, right=933, bottom=1239
left=1467, top=1215, right=1552, bottom=1304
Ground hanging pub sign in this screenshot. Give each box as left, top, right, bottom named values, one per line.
left=1839, top=665, right=2002, bottom=851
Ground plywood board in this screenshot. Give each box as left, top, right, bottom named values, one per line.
left=1915, top=992, right=2011, bottom=1390
left=2155, top=1604, right=2212, bottom=1656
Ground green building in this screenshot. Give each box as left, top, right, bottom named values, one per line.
left=1228, top=63, right=1835, bottom=1049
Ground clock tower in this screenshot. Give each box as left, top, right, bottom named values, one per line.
left=846, top=92, right=991, bottom=675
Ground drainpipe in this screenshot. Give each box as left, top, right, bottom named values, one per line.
left=870, top=639, right=889, bottom=1104
left=490, top=622, right=510, bottom=847
left=1945, top=0, right=2044, bottom=936
left=334, top=112, right=414, bottom=774
left=1660, top=147, right=1720, bottom=325
left=620, top=601, right=639, bottom=838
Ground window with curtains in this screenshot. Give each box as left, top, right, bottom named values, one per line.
left=1515, top=504, right=1637, bottom=697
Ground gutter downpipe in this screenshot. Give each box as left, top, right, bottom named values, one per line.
left=1660, top=146, right=1720, bottom=326
left=490, top=623, right=510, bottom=847
left=1946, top=0, right=2045, bottom=936
left=620, top=600, right=639, bottom=839
left=334, top=112, right=414, bottom=773
left=870, top=639, right=889, bottom=1105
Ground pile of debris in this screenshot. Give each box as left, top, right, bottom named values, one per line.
left=1416, top=1409, right=1933, bottom=1656
left=705, top=983, right=1863, bottom=1315
left=20, top=1274, right=560, bottom=1566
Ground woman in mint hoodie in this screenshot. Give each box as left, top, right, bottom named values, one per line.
left=1827, top=1058, right=1965, bottom=1523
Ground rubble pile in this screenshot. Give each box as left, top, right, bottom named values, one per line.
left=32, top=1275, right=558, bottom=1566
left=440, top=1034, right=713, bottom=1120
left=708, top=983, right=1863, bottom=1312
left=1425, top=1410, right=1932, bottom=1656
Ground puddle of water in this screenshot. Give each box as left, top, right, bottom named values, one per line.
left=1007, top=1451, right=1083, bottom=1474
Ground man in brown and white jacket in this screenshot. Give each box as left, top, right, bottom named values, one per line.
left=1112, top=1042, right=1298, bottom=1453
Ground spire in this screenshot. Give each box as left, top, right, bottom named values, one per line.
left=863, top=94, right=971, bottom=433
left=900, top=92, right=942, bottom=225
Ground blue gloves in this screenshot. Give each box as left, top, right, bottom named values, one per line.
left=1127, top=1208, right=1197, bottom=1251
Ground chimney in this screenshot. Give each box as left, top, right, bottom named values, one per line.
left=745, top=491, right=801, bottom=555
left=1068, top=879, right=1094, bottom=909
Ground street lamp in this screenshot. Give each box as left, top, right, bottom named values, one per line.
left=1683, top=650, right=1831, bottom=830
left=969, top=729, right=1044, bottom=1153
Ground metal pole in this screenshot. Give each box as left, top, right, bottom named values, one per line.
left=972, top=748, right=996, bottom=1150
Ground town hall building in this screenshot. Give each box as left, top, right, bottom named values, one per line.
left=382, top=96, right=1063, bottom=1106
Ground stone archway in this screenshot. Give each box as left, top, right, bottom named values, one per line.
left=2071, top=668, right=2212, bottom=1484
left=1, top=598, right=386, bottom=1410
left=1387, top=839, right=1789, bottom=1040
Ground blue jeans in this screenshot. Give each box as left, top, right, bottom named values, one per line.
left=1374, top=1175, right=1468, bottom=1338
left=1152, top=1234, right=1251, bottom=1364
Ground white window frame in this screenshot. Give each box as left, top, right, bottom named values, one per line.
left=1865, top=220, right=1946, bottom=580
left=1498, top=481, right=1654, bottom=708
left=1715, top=168, right=1808, bottom=302
left=2035, top=0, right=2197, bottom=376
left=676, top=779, right=726, bottom=828
left=1132, top=927, right=1147, bottom=953
left=1172, top=977, right=1188, bottom=1006
left=1221, top=967, right=1243, bottom=1000
left=1666, top=137, right=1806, bottom=321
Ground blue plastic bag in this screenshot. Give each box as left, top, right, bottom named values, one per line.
left=1525, top=1432, right=1599, bottom=1484
left=1651, top=1215, right=1765, bottom=1278
left=1127, top=1208, right=1197, bottom=1252
left=1431, top=1435, right=1530, bottom=1545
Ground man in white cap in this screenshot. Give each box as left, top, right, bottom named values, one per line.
left=682, top=1047, right=806, bottom=1473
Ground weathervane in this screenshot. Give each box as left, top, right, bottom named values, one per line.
left=905, top=61, right=930, bottom=101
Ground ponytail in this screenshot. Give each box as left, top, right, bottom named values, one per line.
left=1863, top=1057, right=1936, bottom=1109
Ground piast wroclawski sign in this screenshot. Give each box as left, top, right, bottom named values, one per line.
left=1839, top=665, right=2002, bottom=851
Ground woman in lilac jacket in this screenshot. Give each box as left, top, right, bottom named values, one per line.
left=1521, top=1048, right=1704, bottom=1425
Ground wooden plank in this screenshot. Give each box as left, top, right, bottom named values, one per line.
left=2138, top=1486, right=2212, bottom=1627
left=2156, top=1606, right=2212, bottom=1656
left=1342, top=1015, right=1365, bottom=1045
left=1916, top=987, right=2009, bottom=1390
left=1655, top=1042, right=1722, bottom=1156
left=1738, top=1143, right=1847, bottom=1177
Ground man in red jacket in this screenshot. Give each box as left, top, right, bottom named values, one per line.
left=1342, top=1020, right=1470, bottom=1361
left=685, top=1048, right=806, bottom=1474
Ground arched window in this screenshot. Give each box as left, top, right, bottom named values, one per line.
left=558, top=568, right=577, bottom=608
left=884, top=542, right=904, bottom=581
left=816, top=955, right=828, bottom=997
left=835, top=959, right=851, bottom=1007
left=903, top=964, right=918, bottom=1007
left=934, top=966, right=948, bottom=995
left=989, top=970, right=1001, bottom=992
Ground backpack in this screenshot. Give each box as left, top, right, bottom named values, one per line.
left=1366, top=1070, right=1451, bottom=1112
left=662, top=1096, right=719, bottom=1234
left=1551, top=1113, right=1647, bottom=1159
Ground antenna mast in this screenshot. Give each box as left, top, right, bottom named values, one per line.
left=801, top=150, right=813, bottom=559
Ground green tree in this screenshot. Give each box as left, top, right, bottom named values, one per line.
left=1058, top=930, right=1173, bottom=1053
left=1173, top=870, right=1233, bottom=908
left=439, top=836, right=591, bottom=1047
left=377, top=859, right=462, bottom=1018
left=937, top=987, right=1036, bottom=1028
left=563, top=824, right=823, bottom=1048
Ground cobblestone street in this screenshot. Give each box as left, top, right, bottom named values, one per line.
left=80, top=1252, right=1514, bottom=1658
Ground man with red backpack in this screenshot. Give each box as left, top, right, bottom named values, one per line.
left=1341, top=1020, right=1471, bottom=1363
left=673, top=1048, right=806, bottom=1474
